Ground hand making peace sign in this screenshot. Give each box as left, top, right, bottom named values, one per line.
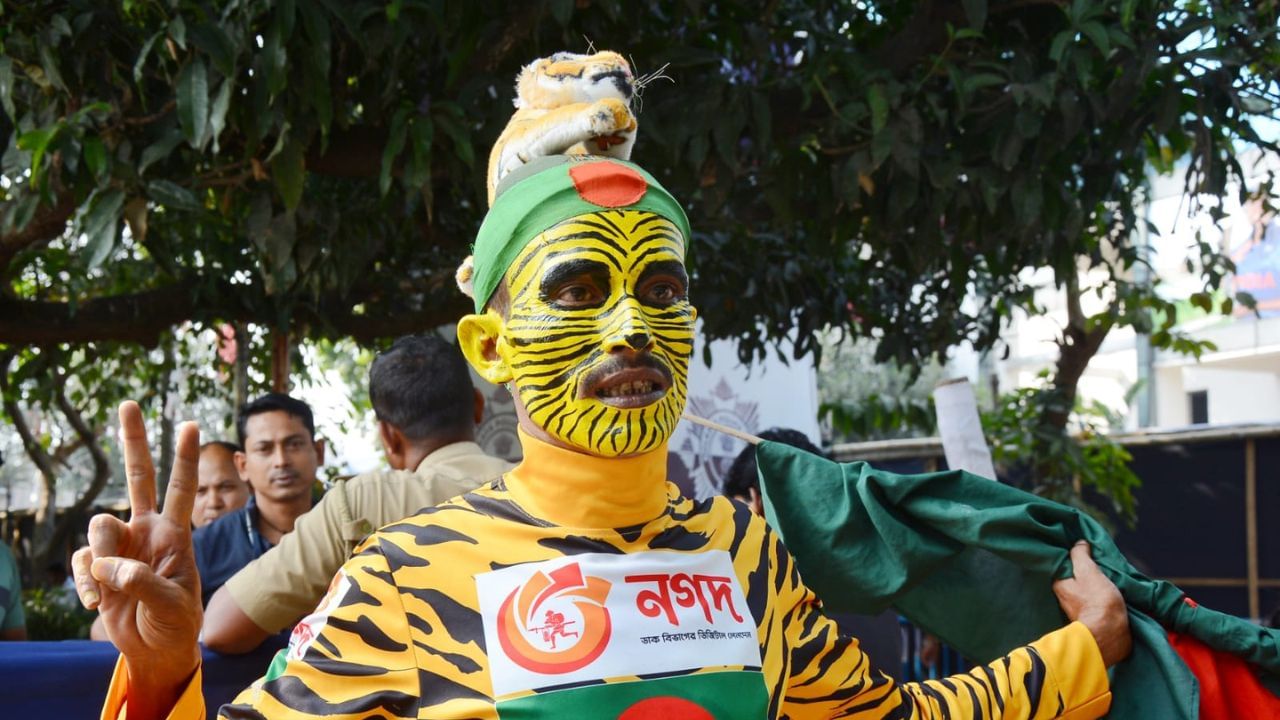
left=72, top=401, right=204, bottom=719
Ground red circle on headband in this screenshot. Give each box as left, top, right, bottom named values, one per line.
left=569, top=161, right=648, bottom=207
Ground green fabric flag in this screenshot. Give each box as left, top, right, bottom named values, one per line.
left=495, top=671, right=767, bottom=718
left=756, top=441, right=1280, bottom=720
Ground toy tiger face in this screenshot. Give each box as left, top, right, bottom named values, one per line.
left=515, top=51, right=634, bottom=109
left=459, top=210, right=695, bottom=457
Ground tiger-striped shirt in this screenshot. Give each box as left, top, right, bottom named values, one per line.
left=103, top=434, right=1110, bottom=719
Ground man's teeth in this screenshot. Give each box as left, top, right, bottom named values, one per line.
left=598, top=380, right=657, bottom=398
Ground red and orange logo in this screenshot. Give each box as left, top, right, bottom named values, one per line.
left=496, top=562, right=612, bottom=674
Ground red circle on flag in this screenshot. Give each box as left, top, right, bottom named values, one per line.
left=617, top=696, right=714, bottom=720
left=569, top=161, right=648, bottom=207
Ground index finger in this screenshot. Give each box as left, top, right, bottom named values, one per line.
left=118, top=401, right=157, bottom=515
left=1068, top=541, right=1100, bottom=578
left=160, top=421, right=201, bottom=527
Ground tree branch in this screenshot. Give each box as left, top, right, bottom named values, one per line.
left=1, top=366, right=59, bottom=486
left=53, top=378, right=112, bottom=525
left=0, top=284, right=211, bottom=346
left=0, top=192, right=77, bottom=267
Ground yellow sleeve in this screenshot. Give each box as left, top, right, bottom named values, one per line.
left=223, top=483, right=354, bottom=634
left=100, top=656, right=206, bottom=720
left=776, top=567, right=1111, bottom=718
left=219, top=541, right=421, bottom=718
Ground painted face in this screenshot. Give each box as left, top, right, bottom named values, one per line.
left=485, top=209, right=695, bottom=457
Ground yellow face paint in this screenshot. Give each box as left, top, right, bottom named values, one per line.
left=484, top=209, right=694, bottom=457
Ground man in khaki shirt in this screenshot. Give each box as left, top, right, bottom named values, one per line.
left=202, top=335, right=512, bottom=654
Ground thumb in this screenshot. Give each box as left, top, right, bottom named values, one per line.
left=91, top=556, right=172, bottom=599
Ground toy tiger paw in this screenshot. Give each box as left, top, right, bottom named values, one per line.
left=486, top=50, right=638, bottom=206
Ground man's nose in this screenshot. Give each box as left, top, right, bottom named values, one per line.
left=272, top=445, right=290, bottom=466
left=604, top=300, right=654, bottom=353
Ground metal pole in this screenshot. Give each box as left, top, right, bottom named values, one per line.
left=1246, top=438, right=1259, bottom=620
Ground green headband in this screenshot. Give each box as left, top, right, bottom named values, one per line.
left=469, top=156, right=692, bottom=313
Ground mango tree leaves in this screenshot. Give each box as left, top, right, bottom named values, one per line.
left=176, top=55, right=209, bottom=149
left=76, top=189, right=125, bottom=269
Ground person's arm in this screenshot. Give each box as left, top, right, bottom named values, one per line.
left=202, top=589, right=270, bottom=654
left=204, top=481, right=353, bottom=653
left=775, top=542, right=1124, bottom=719
left=71, top=402, right=205, bottom=720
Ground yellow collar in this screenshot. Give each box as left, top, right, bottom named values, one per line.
left=505, top=428, right=670, bottom=529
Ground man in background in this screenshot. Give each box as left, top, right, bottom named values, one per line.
left=0, top=542, right=26, bottom=640
left=193, top=394, right=323, bottom=606
left=191, top=441, right=251, bottom=529
left=202, top=335, right=511, bottom=654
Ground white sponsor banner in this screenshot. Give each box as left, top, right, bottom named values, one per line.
left=288, top=569, right=351, bottom=660
left=476, top=550, right=760, bottom=698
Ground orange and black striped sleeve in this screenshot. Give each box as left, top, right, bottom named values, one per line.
left=218, top=543, right=421, bottom=719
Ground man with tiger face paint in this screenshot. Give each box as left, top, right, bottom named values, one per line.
left=83, top=155, right=1128, bottom=720
left=456, top=157, right=695, bottom=458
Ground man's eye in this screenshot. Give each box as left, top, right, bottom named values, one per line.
left=645, top=281, right=683, bottom=304
left=555, top=284, right=602, bottom=305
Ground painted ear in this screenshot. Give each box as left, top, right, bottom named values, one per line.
left=457, top=311, right=513, bottom=385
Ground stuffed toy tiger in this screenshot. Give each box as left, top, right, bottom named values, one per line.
left=485, top=50, right=638, bottom=206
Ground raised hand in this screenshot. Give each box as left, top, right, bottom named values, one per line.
left=72, top=401, right=203, bottom=719
left=1052, top=541, right=1132, bottom=667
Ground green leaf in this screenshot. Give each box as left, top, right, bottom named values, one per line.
left=0, top=57, right=15, bottom=120
left=386, top=0, right=404, bottom=22
left=404, top=117, right=433, bottom=190
left=271, top=137, right=306, bottom=210
left=1079, top=21, right=1109, bottom=55
left=139, top=128, right=184, bottom=175
left=146, top=179, right=200, bottom=211
left=50, top=14, right=73, bottom=40
left=868, top=84, right=888, bottom=135
left=37, top=42, right=67, bottom=93
left=962, top=72, right=1005, bottom=95
left=380, top=107, right=410, bottom=195
left=83, top=136, right=107, bottom=179
left=265, top=211, right=297, bottom=272
left=177, top=56, right=209, bottom=148
left=1120, top=0, right=1138, bottom=29
left=169, top=15, right=187, bottom=50
left=961, top=0, right=987, bottom=30
left=263, top=21, right=287, bottom=97
left=189, top=23, right=237, bottom=78
left=209, top=79, right=233, bottom=154
left=1049, top=30, right=1073, bottom=64
left=17, top=126, right=59, bottom=180
left=133, top=31, right=163, bottom=83
left=79, top=189, right=125, bottom=268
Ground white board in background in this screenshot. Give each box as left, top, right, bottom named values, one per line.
left=933, top=378, right=997, bottom=481
left=669, top=329, right=820, bottom=500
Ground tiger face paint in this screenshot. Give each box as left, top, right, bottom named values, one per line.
left=459, top=210, right=695, bottom=458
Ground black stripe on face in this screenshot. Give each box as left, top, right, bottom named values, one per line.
left=538, top=258, right=611, bottom=309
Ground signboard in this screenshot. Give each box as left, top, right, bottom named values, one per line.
left=1231, top=217, right=1280, bottom=318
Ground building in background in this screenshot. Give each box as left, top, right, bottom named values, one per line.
left=958, top=149, right=1280, bottom=430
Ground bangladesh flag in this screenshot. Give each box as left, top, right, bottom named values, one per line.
left=755, top=440, right=1280, bottom=720
left=496, top=670, right=768, bottom=719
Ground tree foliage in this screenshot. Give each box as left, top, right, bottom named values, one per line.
left=0, top=0, right=1275, bottom=359
left=1, top=1, right=1277, bottom=536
